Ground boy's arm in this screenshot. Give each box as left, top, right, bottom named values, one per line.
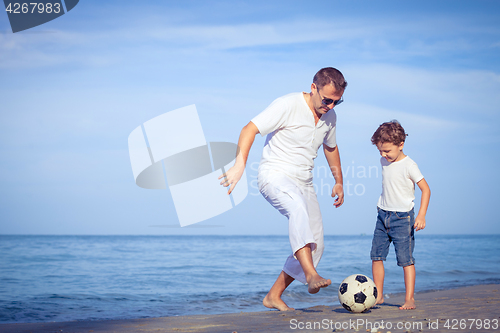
left=323, top=144, right=344, bottom=208
left=219, top=121, right=259, bottom=195
left=414, top=178, right=431, bottom=231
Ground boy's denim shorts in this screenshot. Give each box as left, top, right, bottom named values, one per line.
left=370, top=207, right=415, bottom=267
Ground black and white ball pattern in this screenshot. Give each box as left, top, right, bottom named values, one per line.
left=338, top=274, right=378, bottom=313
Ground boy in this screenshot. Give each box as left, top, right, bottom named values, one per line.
left=370, top=120, right=430, bottom=310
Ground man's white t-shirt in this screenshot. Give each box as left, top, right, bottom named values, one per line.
left=251, top=92, right=337, bottom=185
left=377, top=156, right=424, bottom=212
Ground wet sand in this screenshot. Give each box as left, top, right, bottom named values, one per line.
left=1, top=284, right=498, bottom=333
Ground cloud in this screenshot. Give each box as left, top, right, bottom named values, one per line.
left=343, top=64, right=500, bottom=118
left=1, top=9, right=499, bottom=70
left=338, top=102, right=464, bottom=148
left=334, top=64, right=500, bottom=146
left=346, top=103, right=462, bottom=130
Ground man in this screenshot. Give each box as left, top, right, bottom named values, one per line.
left=220, top=67, right=347, bottom=311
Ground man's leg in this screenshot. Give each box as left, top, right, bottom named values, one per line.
left=281, top=183, right=328, bottom=287
left=263, top=271, right=295, bottom=311
left=295, top=243, right=331, bottom=294
left=260, top=175, right=329, bottom=310
left=263, top=243, right=332, bottom=310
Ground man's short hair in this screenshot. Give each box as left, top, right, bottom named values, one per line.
left=371, top=120, right=407, bottom=146
left=313, top=67, right=348, bottom=91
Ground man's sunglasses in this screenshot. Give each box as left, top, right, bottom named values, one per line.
left=317, top=88, right=343, bottom=106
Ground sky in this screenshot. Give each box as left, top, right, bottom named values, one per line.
left=1, top=0, right=499, bottom=236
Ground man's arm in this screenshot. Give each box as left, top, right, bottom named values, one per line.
left=219, top=121, right=260, bottom=194
left=323, top=144, right=344, bottom=208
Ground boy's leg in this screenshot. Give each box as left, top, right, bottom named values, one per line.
left=372, top=260, right=385, bottom=304
left=400, top=264, right=416, bottom=310
left=371, top=208, right=390, bottom=305
left=263, top=271, right=295, bottom=311
left=390, top=209, right=416, bottom=310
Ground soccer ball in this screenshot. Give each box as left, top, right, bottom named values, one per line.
left=338, top=274, right=378, bottom=313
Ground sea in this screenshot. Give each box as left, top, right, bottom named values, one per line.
left=1, top=235, right=499, bottom=323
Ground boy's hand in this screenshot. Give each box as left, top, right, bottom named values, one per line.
left=332, top=183, right=344, bottom=208
left=414, top=215, right=426, bottom=231
left=415, top=179, right=430, bottom=232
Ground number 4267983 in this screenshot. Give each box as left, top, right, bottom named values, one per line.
left=5, top=3, right=62, bottom=14
left=444, top=319, right=499, bottom=330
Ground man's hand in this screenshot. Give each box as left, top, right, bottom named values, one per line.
left=414, top=215, right=426, bottom=231
left=219, top=164, right=244, bottom=195
left=331, top=183, right=344, bottom=208
left=218, top=121, right=259, bottom=195
left=323, top=144, right=344, bottom=208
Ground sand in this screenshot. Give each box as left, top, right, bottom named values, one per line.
left=1, top=284, right=499, bottom=333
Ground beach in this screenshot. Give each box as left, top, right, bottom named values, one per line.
left=1, top=235, right=500, bottom=331
left=1, top=284, right=498, bottom=333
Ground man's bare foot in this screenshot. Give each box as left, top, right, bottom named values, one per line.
left=263, top=293, right=294, bottom=311
left=399, top=299, right=416, bottom=310
left=307, top=275, right=331, bottom=294
left=375, top=296, right=384, bottom=305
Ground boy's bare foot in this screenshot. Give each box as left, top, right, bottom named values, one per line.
left=307, top=275, right=331, bottom=294
left=399, top=299, right=416, bottom=310
left=263, top=294, right=294, bottom=311
left=375, top=296, right=384, bottom=305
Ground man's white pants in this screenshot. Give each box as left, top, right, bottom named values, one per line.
left=259, top=172, right=324, bottom=284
